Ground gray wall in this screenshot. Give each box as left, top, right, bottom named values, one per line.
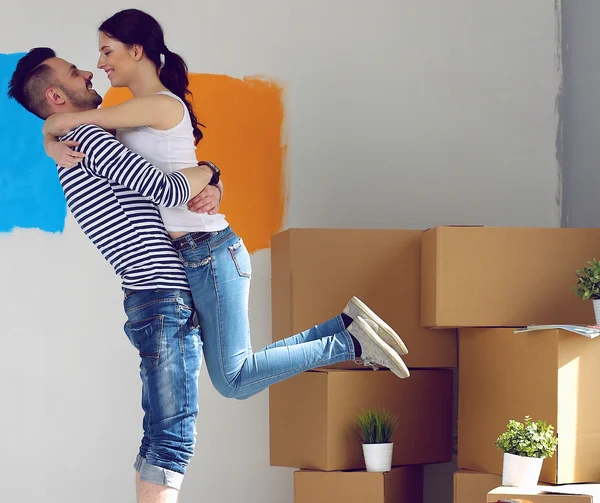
left=562, top=1, right=600, bottom=227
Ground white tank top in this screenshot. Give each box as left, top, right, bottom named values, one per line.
left=116, top=91, right=229, bottom=232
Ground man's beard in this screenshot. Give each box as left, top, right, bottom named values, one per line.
left=60, top=85, right=103, bottom=110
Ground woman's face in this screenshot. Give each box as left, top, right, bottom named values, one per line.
left=97, top=31, right=138, bottom=88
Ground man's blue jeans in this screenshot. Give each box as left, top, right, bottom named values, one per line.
left=123, top=288, right=201, bottom=490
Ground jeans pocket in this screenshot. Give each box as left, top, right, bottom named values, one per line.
left=125, top=315, right=164, bottom=371
left=228, top=239, right=251, bottom=278
left=179, top=251, right=212, bottom=269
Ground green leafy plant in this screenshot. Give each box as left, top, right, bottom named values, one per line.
left=354, top=408, right=398, bottom=444
left=494, top=416, right=558, bottom=459
left=574, top=258, right=600, bottom=300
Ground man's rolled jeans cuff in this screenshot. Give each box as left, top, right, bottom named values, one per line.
left=134, top=455, right=184, bottom=491
left=134, top=454, right=145, bottom=472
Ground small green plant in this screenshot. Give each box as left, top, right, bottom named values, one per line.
left=354, top=408, right=398, bottom=444
left=574, top=258, right=600, bottom=300
left=494, top=416, right=558, bottom=459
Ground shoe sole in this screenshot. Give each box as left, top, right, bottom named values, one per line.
left=356, top=316, right=410, bottom=379
left=349, top=296, right=408, bottom=355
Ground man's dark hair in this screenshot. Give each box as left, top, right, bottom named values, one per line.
left=8, top=47, right=58, bottom=119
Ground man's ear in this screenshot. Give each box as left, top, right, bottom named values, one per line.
left=45, top=87, right=66, bottom=107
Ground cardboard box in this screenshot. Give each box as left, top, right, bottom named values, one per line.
left=294, top=466, right=424, bottom=503
left=454, top=470, right=502, bottom=503
left=271, top=228, right=457, bottom=368
left=270, top=368, right=453, bottom=471
left=487, top=485, right=600, bottom=502
left=421, top=226, right=600, bottom=328
left=458, top=328, right=600, bottom=484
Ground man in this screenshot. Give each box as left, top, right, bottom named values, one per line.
left=8, top=47, right=220, bottom=503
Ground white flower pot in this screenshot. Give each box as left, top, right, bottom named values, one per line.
left=593, top=299, right=600, bottom=326
left=501, top=452, right=544, bottom=487
left=362, top=443, right=393, bottom=472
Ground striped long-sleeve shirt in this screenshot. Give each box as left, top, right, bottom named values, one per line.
left=58, top=124, right=191, bottom=291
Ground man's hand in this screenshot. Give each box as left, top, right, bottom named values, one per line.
left=187, top=184, right=222, bottom=215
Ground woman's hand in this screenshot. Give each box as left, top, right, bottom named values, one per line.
left=42, top=113, right=71, bottom=136
left=46, top=140, right=85, bottom=168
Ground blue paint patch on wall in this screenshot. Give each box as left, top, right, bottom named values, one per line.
left=0, top=52, right=66, bottom=233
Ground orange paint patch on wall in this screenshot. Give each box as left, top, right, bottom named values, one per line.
left=102, top=74, right=287, bottom=254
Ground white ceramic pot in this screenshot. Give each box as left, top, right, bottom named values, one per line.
left=501, top=452, right=544, bottom=487
left=362, top=443, right=393, bottom=472
left=593, top=299, right=600, bottom=326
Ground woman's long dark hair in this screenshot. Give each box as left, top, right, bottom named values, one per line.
left=99, top=9, right=203, bottom=144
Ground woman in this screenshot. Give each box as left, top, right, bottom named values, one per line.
left=43, top=7, right=409, bottom=495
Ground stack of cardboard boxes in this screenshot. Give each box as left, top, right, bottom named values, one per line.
left=269, top=229, right=456, bottom=502
left=269, top=226, right=600, bottom=502
left=421, top=226, right=600, bottom=503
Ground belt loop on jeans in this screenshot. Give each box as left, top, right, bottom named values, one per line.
left=184, top=233, right=197, bottom=250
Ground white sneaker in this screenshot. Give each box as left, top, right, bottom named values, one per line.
left=343, top=296, right=408, bottom=356
left=348, top=316, right=410, bottom=379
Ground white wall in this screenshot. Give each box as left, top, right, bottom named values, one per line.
left=0, top=1, right=561, bottom=502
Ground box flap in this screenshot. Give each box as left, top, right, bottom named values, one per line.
left=489, top=484, right=600, bottom=498
left=541, top=485, right=600, bottom=497
left=422, top=224, right=485, bottom=232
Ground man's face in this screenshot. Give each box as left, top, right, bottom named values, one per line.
left=45, top=57, right=103, bottom=111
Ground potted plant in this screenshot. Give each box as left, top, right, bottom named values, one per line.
left=494, top=416, right=558, bottom=487
left=354, top=408, right=398, bottom=472
left=574, top=258, right=600, bottom=325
